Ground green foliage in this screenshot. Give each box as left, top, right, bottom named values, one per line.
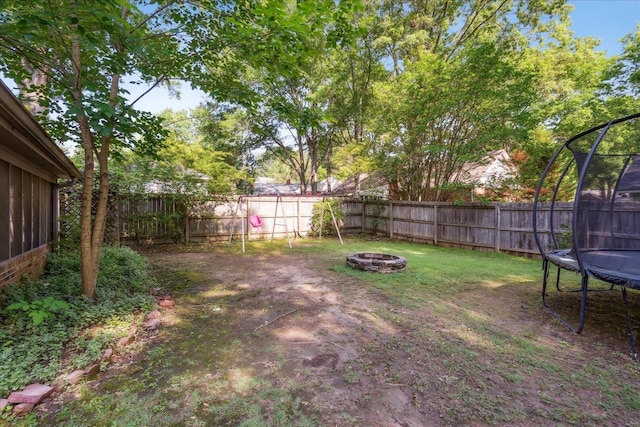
left=310, top=200, right=345, bottom=236
left=7, top=297, right=70, bottom=326
left=373, top=41, right=536, bottom=201
left=0, top=246, right=155, bottom=397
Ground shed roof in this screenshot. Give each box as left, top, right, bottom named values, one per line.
left=0, top=79, right=80, bottom=181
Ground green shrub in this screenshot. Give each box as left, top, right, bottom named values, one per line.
left=309, top=199, right=345, bottom=237
left=7, top=297, right=70, bottom=325
left=0, top=246, right=155, bottom=397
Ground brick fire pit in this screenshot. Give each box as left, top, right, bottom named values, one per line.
left=346, top=253, right=407, bottom=273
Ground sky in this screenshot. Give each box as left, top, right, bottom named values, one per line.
left=569, top=0, right=639, bottom=55
left=133, top=0, right=640, bottom=114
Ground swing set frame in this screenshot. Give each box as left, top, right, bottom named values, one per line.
left=228, top=196, right=344, bottom=252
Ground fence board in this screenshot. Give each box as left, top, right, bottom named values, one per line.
left=342, top=200, right=579, bottom=257
left=116, top=194, right=632, bottom=259
left=119, top=196, right=324, bottom=244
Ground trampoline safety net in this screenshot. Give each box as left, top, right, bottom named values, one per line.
left=532, top=112, right=640, bottom=359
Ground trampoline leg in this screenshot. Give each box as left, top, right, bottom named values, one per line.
left=576, top=275, right=588, bottom=334
left=554, top=266, right=562, bottom=291
left=541, top=259, right=550, bottom=305
left=621, top=287, right=638, bottom=361
left=542, top=271, right=588, bottom=334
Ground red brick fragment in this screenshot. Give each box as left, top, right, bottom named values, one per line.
left=146, top=309, right=162, bottom=320
left=143, top=318, right=161, bottom=330
left=13, top=403, right=34, bottom=415
left=102, top=348, right=113, bottom=363
left=84, top=364, right=101, bottom=377
left=158, top=299, right=174, bottom=308
left=66, top=370, right=86, bottom=385
left=7, top=384, right=53, bottom=404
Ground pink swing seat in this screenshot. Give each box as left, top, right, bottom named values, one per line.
left=249, top=215, right=263, bottom=228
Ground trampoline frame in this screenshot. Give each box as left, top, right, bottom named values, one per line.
left=533, top=112, right=640, bottom=360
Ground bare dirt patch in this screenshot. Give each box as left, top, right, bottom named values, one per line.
left=131, top=245, right=640, bottom=426
left=41, top=242, right=640, bottom=426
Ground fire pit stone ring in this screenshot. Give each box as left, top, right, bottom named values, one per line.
left=346, top=253, right=407, bottom=273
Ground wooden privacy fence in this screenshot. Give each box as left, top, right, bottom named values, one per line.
left=119, top=196, right=325, bottom=244
left=341, top=200, right=574, bottom=257
left=117, top=194, right=578, bottom=258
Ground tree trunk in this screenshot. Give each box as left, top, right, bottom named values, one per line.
left=326, top=141, right=333, bottom=193
left=308, top=129, right=319, bottom=195
left=79, top=114, right=99, bottom=299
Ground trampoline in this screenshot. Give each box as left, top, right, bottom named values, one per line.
left=533, top=112, right=640, bottom=359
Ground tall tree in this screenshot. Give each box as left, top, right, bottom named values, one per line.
left=373, top=42, right=535, bottom=200
left=0, top=1, right=178, bottom=298
left=600, top=27, right=640, bottom=115
left=361, top=0, right=570, bottom=201
left=206, top=0, right=363, bottom=194
left=321, top=0, right=387, bottom=189
left=510, top=14, right=619, bottom=200
left=0, top=0, right=359, bottom=298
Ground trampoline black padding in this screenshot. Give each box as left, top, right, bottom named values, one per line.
left=545, top=249, right=640, bottom=288
left=533, top=112, right=640, bottom=359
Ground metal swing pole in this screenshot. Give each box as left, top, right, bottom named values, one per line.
left=281, top=196, right=292, bottom=248
left=241, top=196, right=246, bottom=253
left=324, top=197, right=344, bottom=245
left=229, top=196, right=247, bottom=253
left=318, top=199, right=324, bottom=239
left=271, top=195, right=292, bottom=248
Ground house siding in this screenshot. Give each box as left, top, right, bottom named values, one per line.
left=0, top=158, right=55, bottom=264
left=0, top=79, right=79, bottom=291
left=0, top=158, right=57, bottom=289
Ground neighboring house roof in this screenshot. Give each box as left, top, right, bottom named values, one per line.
left=141, top=165, right=211, bottom=194
left=317, top=177, right=342, bottom=193
left=0, top=79, right=80, bottom=181
left=330, top=172, right=389, bottom=198
left=253, top=182, right=301, bottom=196
left=453, top=149, right=515, bottom=188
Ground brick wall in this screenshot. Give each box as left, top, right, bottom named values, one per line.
left=0, top=245, right=51, bottom=289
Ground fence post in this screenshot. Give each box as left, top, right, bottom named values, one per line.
left=389, top=201, right=394, bottom=239
left=247, top=197, right=251, bottom=240
left=433, top=204, right=438, bottom=246
left=297, top=198, right=301, bottom=236
left=495, top=204, right=501, bottom=252
left=362, top=200, right=366, bottom=234
left=184, top=213, right=190, bottom=243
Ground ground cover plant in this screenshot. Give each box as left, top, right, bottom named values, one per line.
left=0, top=246, right=155, bottom=425
left=8, top=238, right=640, bottom=426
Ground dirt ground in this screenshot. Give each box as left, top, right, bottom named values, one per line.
left=32, top=241, right=640, bottom=426
left=104, top=243, right=639, bottom=427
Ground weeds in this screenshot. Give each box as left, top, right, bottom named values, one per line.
left=0, top=246, right=155, bottom=399
left=6, top=238, right=640, bottom=426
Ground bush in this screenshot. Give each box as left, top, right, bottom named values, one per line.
left=0, top=246, right=155, bottom=398
left=309, top=199, right=345, bottom=237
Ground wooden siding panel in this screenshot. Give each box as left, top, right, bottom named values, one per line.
left=10, top=165, right=22, bottom=257
left=0, top=160, right=9, bottom=261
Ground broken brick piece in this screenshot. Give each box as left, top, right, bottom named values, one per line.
left=146, top=309, right=162, bottom=320
left=66, top=370, right=86, bottom=385
left=13, top=403, right=35, bottom=415
left=143, top=318, right=161, bottom=330
left=158, top=299, right=174, bottom=308
left=7, top=384, right=53, bottom=404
